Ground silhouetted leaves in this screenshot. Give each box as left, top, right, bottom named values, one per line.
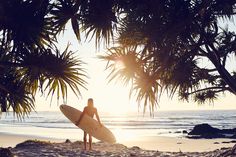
left=80, top=0, right=117, bottom=47
left=1, top=0, right=236, bottom=115
left=0, top=0, right=87, bottom=116
left=100, top=0, right=236, bottom=113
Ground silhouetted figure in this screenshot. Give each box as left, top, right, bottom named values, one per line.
left=76, top=98, right=102, bottom=150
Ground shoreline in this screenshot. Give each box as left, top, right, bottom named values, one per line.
left=1, top=132, right=236, bottom=152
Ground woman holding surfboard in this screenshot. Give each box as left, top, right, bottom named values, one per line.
left=76, top=98, right=102, bottom=150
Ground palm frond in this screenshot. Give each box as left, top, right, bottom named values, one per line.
left=99, top=46, right=142, bottom=85
left=0, top=0, right=55, bottom=48
left=18, top=46, right=87, bottom=103
left=100, top=46, right=162, bottom=113
left=131, top=70, right=161, bottom=115
left=80, top=0, right=117, bottom=47
left=0, top=69, right=35, bottom=117
left=51, top=0, right=81, bottom=40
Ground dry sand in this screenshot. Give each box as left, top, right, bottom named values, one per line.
left=121, top=136, right=236, bottom=152
left=0, top=133, right=64, bottom=148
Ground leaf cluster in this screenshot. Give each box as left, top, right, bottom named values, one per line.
left=0, top=0, right=89, bottom=116
left=100, top=0, right=236, bottom=112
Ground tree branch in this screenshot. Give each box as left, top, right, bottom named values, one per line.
left=187, top=86, right=229, bottom=95
left=200, top=68, right=218, bottom=73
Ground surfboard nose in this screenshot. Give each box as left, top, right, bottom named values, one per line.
left=60, top=104, right=66, bottom=110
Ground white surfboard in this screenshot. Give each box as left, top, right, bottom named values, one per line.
left=60, top=104, right=116, bottom=144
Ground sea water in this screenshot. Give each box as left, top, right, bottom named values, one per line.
left=0, top=110, right=236, bottom=143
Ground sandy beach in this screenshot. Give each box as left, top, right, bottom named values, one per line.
left=1, top=0, right=236, bottom=156
left=1, top=110, right=236, bottom=156
left=1, top=133, right=236, bottom=157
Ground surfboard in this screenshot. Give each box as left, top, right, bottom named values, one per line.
left=60, top=104, right=116, bottom=144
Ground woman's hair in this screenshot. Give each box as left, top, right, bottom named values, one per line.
left=87, top=98, right=94, bottom=107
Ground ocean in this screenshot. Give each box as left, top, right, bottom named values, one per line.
left=0, top=110, right=236, bottom=143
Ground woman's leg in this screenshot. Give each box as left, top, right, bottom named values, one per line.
left=83, top=132, right=87, bottom=150
left=89, top=134, right=92, bottom=150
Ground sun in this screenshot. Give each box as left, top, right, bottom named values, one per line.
left=85, top=79, right=135, bottom=115
left=86, top=57, right=136, bottom=114
left=35, top=56, right=137, bottom=114
left=67, top=57, right=136, bottom=115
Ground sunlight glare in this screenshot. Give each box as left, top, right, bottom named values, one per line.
left=115, top=59, right=125, bottom=71
left=113, top=129, right=137, bottom=142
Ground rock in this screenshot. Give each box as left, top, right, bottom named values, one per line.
left=182, top=130, right=188, bottom=134
left=231, top=134, right=236, bottom=139
left=187, top=123, right=236, bottom=139
left=188, top=123, right=220, bottom=135
left=214, top=142, right=220, bottom=144
left=222, top=141, right=230, bottom=144
left=219, top=144, right=236, bottom=157
left=220, top=128, right=236, bottom=134
left=131, top=146, right=141, bottom=150
left=65, top=139, right=71, bottom=143
left=130, top=153, right=137, bottom=156
left=233, top=144, right=236, bottom=153
left=15, top=140, right=50, bottom=148
left=188, top=123, right=224, bottom=138
left=0, top=148, right=14, bottom=157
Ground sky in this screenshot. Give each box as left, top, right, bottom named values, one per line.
left=35, top=23, right=236, bottom=114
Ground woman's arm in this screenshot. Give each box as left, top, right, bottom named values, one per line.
left=75, top=109, right=85, bottom=126
left=95, top=109, right=102, bottom=127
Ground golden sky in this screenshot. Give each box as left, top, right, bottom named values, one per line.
left=35, top=24, right=236, bottom=113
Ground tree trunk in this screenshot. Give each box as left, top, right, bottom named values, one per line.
left=209, top=55, right=236, bottom=94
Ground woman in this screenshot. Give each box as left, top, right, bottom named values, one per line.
left=76, top=98, right=102, bottom=150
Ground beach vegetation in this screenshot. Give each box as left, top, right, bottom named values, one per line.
left=0, top=0, right=87, bottom=116
left=99, top=0, right=236, bottom=112
left=0, top=0, right=236, bottom=115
